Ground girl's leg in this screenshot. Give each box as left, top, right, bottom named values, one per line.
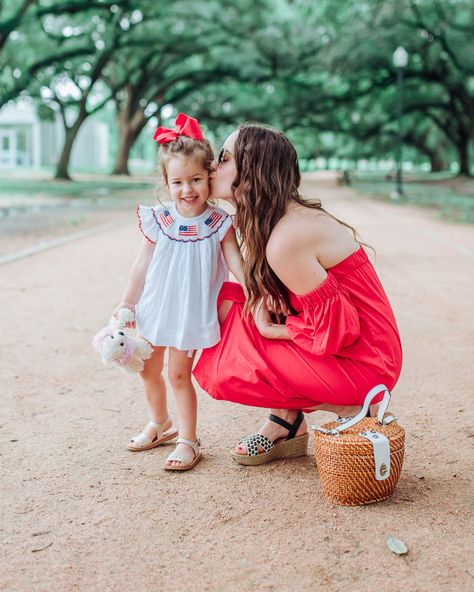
left=218, top=299, right=233, bottom=324
left=165, top=348, right=198, bottom=467
left=138, top=346, right=172, bottom=441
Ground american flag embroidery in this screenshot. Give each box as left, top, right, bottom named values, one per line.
left=159, top=209, right=174, bottom=227
left=179, top=224, right=197, bottom=236
left=204, top=211, right=223, bottom=228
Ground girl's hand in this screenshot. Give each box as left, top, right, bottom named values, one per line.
left=112, top=302, right=136, bottom=329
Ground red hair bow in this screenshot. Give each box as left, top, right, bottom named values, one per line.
left=153, top=113, right=204, bottom=144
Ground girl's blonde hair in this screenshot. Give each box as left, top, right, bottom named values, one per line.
left=158, top=135, right=214, bottom=185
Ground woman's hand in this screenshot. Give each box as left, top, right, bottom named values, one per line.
left=263, top=291, right=292, bottom=321
left=112, top=302, right=136, bottom=328
left=252, top=300, right=290, bottom=340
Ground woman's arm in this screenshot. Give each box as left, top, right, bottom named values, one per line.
left=251, top=215, right=328, bottom=340
left=259, top=211, right=359, bottom=344
left=114, top=237, right=155, bottom=321
left=221, top=227, right=287, bottom=337
left=252, top=300, right=291, bottom=340
left=266, top=222, right=328, bottom=295
left=266, top=210, right=357, bottom=294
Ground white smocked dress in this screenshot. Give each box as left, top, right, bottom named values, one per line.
left=135, top=202, right=232, bottom=350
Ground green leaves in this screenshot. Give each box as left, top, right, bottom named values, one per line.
left=1, top=0, right=472, bottom=175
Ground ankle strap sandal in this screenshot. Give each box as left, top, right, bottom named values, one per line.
left=127, top=416, right=178, bottom=452
left=231, top=411, right=308, bottom=466
left=164, top=437, right=202, bottom=471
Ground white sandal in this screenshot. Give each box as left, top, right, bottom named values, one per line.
left=127, top=416, right=178, bottom=452
left=164, top=437, right=202, bottom=471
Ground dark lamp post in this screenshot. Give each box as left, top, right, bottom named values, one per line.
left=392, top=46, right=408, bottom=198
left=351, top=111, right=361, bottom=170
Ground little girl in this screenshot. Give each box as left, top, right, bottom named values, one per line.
left=114, top=113, right=244, bottom=471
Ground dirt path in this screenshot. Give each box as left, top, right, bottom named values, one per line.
left=1, top=174, right=473, bottom=592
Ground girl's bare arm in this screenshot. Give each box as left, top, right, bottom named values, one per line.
left=221, top=226, right=246, bottom=290
left=114, top=238, right=155, bottom=317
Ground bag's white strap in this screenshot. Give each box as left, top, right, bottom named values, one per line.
left=313, top=384, right=392, bottom=435
left=359, top=430, right=391, bottom=480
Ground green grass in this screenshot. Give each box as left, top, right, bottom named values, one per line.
left=1, top=171, right=473, bottom=224
left=353, top=173, right=474, bottom=224
left=0, top=177, right=153, bottom=198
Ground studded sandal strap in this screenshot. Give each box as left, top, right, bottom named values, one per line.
left=240, top=433, right=274, bottom=457
left=268, top=411, right=304, bottom=440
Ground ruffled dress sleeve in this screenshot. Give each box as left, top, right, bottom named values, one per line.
left=136, top=205, right=159, bottom=244
left=286, top=272, right=360, bottom=356
left=217, top=211, right=233, bottom=242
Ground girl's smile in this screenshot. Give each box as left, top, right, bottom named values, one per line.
left=166, top=155, right=210, bottom=217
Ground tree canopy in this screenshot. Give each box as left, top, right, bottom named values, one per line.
left=1, top=0, right=472, bottom=176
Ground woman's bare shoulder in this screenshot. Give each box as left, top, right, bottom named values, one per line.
left=265, top=205, right=326, bottom=292
left=267, top=203, right=357, bottom=271
left=267, top=204, right=329, bottom=252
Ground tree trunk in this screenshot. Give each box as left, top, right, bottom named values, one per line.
left=456, top=131, right=471, bottom=176
left=54, top=114, right=87, bottom=180
left=112, top=127, right=134, bottom=175
left=112, top=109, right=147, bottom=175
left=429, top=150, right=449, bottom=172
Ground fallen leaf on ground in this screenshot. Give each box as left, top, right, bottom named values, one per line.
left=386, top=534, right=408, bottom=555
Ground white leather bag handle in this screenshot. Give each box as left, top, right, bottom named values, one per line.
left=313, top=384, right=392, bottom=436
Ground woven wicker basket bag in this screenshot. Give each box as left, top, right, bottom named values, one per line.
left=312, top=385, right=405, bottom=506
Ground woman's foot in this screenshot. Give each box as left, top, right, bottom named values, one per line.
left=234, top=409, right=307, bottom=455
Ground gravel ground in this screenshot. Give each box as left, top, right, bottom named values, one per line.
left=1, top=173, right=473, bottom=592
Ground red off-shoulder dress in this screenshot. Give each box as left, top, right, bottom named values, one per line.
left=193, top=247, right=402, bottom=411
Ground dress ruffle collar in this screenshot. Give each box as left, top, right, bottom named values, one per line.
left=152, top=203, right=229, bottom=243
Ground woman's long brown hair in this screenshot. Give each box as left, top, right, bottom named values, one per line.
left=232, top=123, right=362, bottom=316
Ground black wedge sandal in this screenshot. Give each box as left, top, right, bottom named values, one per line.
left=231, top=411, right=309, bottom=466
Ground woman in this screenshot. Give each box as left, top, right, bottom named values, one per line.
left=193, top=123, right=402, bottom=465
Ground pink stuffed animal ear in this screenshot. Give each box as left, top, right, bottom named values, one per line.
left=92, top=326, right=113, bottom=352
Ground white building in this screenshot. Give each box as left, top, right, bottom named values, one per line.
left=0, top=99, right=109, bottom=170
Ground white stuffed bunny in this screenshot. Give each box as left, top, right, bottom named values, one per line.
left=92, top=308, right=153, bottom=374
